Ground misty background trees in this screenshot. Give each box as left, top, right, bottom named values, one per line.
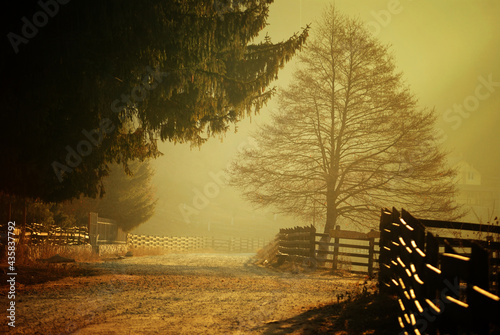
left=61, top=162, right=157, bottom=232
left=230, top=7, right=464, bottom=233
left=1, top=161, right=156, bottom=232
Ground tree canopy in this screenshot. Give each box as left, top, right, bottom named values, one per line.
left=0, top=0, right=308, bottom=202
left=230, top=6, right=463, bottom=232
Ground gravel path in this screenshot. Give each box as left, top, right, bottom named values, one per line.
left=2, top=253, right=364, bottom=334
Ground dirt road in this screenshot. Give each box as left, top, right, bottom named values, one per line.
left=2, top=253, right=366, bottom=334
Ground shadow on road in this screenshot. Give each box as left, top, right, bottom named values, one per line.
left=257, top=293, right=400, bottom=335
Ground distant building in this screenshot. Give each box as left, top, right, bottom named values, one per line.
left=452, top=158, right=499, bottom=223
left=454, top=160, right=482, bottom=186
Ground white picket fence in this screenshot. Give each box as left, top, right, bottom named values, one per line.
left=128, top=234, right=271, bottom=253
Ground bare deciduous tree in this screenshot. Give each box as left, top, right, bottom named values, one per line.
left=230, top=6, right=464, bottom=233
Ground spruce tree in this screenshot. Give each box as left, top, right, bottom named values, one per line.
left=0, top=0, right=309, bottom=201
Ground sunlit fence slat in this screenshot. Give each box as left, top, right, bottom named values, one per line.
left=379, top=208, right=500, bottom=335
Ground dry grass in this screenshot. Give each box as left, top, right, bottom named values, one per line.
left=3, top=242, right=99, bottom=265
left=336, top=255, right=352, bottom=271
left=0, top=243, right=102, bottom=286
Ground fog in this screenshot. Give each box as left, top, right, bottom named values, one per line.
left=132, top=0, right=500, bottom=237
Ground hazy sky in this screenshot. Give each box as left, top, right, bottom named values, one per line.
left=135, top=0, right=500, bottom=235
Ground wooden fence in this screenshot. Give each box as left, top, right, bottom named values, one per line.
left=322, top=226, right=379, bottom=275
left=276, top=226, right=316, bottom=265
left=3, top=213, right=273, bottom=255
left=7, top=213, right=125, bottom=247
left=88, top=212, right=127, bottom=245
left=379, top=208, right=500, bottom=335
left=275, top=225, right=380, bottom=276
left=15, top=222, right=89, bottom=245
left=128, top=234, right=271, bottom=253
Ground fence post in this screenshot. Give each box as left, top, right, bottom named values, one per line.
left=310, top=225, right=316, bottom=259
left=378, top=208, right=393, bottom=292
left=368, top=237, right=374, bottom=278
left=468, top=242, right=490, bottom=334
left=332, top=225, right=340, bottom=271
left=88, top=212, right=99, bottom=253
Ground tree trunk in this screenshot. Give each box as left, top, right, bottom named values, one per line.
left=317, top=187, right=337, bottom=266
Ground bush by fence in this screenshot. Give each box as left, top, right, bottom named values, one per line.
left=379, top=208, right=500, bottom=335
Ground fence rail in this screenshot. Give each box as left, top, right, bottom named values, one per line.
left=274, top=225, right=380, bottom=276
left=379, top=208, right=500, bottom=335
left=277, top=225, right=316, bottom=263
